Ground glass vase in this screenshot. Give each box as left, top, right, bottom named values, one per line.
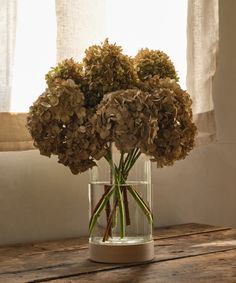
left=88, top=145, right=154, bottom=263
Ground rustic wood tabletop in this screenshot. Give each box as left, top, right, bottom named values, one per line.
left=0, top=223, right=236, bottom=282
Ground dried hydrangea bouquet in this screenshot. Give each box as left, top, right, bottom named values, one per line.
left=27, top=39, right=196, bottom=263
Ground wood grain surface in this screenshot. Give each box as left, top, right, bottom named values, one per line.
left=0, top=223, right=235, bottom=283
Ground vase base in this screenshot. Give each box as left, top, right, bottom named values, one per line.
left=89, top=240, right=154, bottom=263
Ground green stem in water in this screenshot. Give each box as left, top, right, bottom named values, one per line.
left=112, top=193, right=118, bottom=228
left=123, top=186, right=131, bottom=225
left=103, top=198, right=118, bottom=242
left=116, top=183, right=125, bottom=239
left=90, top=147, right=152, bottom=241
left=104, top=185, right=112, bottom=237
left=127, top=186, right=153, bottom=224
left=89, top=185, right=115, bottom=236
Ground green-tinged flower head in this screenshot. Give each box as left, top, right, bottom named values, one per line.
left=45, top=58, right=84, bottom=87
left=83, top=39, right=137, bottom=108
left=27, top=79, right=107, bottom=174
left=134, top=48, right=179, bottom=82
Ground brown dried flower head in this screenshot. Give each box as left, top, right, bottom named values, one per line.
left=27, top=79, right=107, bottom=174
left=139, top=77, right=197, bottom=167
left=134, top=48, right=179, bottom=82
left=83, top=39, right=137, bottom=107
left=91, top=89, right=159, bottom=153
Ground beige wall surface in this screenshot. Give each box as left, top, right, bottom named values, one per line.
left=0, top=0, right=235, bottom=245
left=0, top=151, right=89, bottom=245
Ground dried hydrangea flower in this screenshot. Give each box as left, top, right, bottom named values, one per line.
left=138, top=74, right=162, bottom=93
left=91, top=89, right=160, bottom=153
left=27, top=39, right=197, bottom=175
left=139, top=78, right=197, bottom=167
left=45, top=58, right=84, bottom=87
left=57, top=120, right=108, bottom=174
left=134, top=48, right=179, bottom=82
left=83, top=39, right=137, bottom=107
left=27, top=79, right=107, bottom=174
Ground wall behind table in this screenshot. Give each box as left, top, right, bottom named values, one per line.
left=0, top=151, right=89, bottom=245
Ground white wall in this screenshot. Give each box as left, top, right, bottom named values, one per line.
left=0, top=151, right=89, bottom=245
left=0, top=0, right=235, bottom=245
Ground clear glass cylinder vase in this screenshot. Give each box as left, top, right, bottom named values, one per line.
left=88, top=145, right=154, bottom=263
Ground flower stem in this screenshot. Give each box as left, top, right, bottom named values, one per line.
left=104, top=185, right=112, bottom=237
left=123, top=186, right=131, bottom=225
left=103, top=198, right=118, bottom=242
left=89, top=185, right=115, bottom=236
left=89, top=147, right=152, bottom=241
left=127, top=186, right=153, bottom=224
left=116, top=183, right=125, bottom=239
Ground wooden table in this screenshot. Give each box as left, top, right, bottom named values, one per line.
left=0, top=223, right=236, bottom=282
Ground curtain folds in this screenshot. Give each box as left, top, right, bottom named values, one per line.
left=0, top=1, right=33, bottom=151
left=187, top=0, right=219, bottom=146
left=55, top=0, right=106, bottom=62
left=0, top=0, right=16, bottom=112
left=0, top=0, right=106, bottom=151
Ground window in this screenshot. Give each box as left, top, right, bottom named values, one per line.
left=106, top=0, right=187, bottom=87
left=10, top=0, right=187, bottom=112
left=11, top=0, right=56, bottom=112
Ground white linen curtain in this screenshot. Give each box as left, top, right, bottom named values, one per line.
left=0, top=0, right=16, bottom=112
left=0, top=0, right=33, bottom=151
left=0, top=0, right=106, bottom=151
left=187, top=0, right=219, bottom=145
left=55, top=0, right=106, bottom=62
left=0, top=0, right=219, bottom=150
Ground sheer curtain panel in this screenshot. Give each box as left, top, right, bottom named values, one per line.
left=56, top=0, right=106, bottom=62
left=0, top=0, right=16, bottom=112
left=187, top=0, right=219, bottom=145
left=0, top=0, right=33, bottom=151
